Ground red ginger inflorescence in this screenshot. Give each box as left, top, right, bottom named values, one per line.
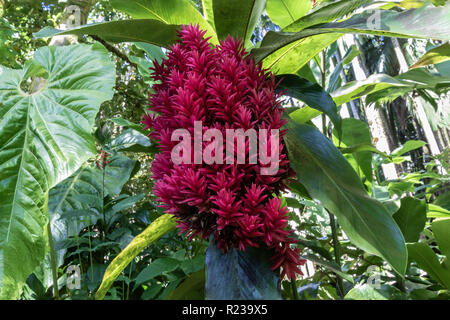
left=143, top=24, right=305, bottom=280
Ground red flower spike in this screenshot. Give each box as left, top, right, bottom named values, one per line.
left=144, top=24, right=304, bottom=280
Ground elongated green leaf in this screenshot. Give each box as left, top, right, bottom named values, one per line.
left=109, top=0, right=218, bottom=44
left=283, top=0, right=371, bottom=33
left=261, top=33, right=341, bottom=75
left=0, top=44, right=115, bottom=299
left=366, top=69, right=450, bottom=105
left=407, top=242, right=450, bottom=289
left=253, top=0, right=371, bottom=72
left=284, top=121, right=407, bottom=275
left=34, top=20, right=180, bottom=48
left=252, top=3, right=450, bottom=64
left=266, top=0, right=312, bottom=29
left=212, top=0, right=266, bottom=45
left=332, top=69, right=450, bottom=107
left=277, top=74, right=342, bottom=136
left=392, top=140, right=427, bottom=157
left=411, top=43, right=450, bottom=69
left=393, top=197, right=427, bottom=243
left=95, top=214, right=177, bottom=300
left=427, top=204, right=450, bottom=219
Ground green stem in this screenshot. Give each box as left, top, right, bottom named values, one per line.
left=47, top=222, right=60, bottom=300
left=291, top=278, right=299, bottom=300
left=102, top=167, right=106, bottom=238
left=328, top=211, right=345, bottom=298
left=87, top=221, right=94, bottom=285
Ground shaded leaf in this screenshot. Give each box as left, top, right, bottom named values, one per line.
left=95, top=214, right=177, bottom=299
left=109, top=0, right=218, bottom=44
left=205, top=241, right=281, bottom=299
left=393, top=197, right=427, bottom=243
left=212, top=0, right=266, bottom=45
left=34, top=20, right=180, bottom=48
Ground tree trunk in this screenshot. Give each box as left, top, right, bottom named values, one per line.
left=340, top=35, right=400, bottom=180
left=391, top=37, right=442, bottom=156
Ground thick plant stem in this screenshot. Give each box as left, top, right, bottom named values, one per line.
left=328, top=211, right=345, bottom=298
left=291, top=278, right=299, bottom=300
left=47, top=222, right=60, bottom=300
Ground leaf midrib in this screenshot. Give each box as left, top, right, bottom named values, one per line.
left=6, top=97, right=31, bottom=243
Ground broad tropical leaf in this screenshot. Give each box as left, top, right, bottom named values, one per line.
left=284, top=121, right=407, bottom=275
left=0, top=44, right=115, bottom=299
left=252, top=2, right=450, bottom=65
left=109, top=0, right=218, bottom=44
left=408, top=241, right=450, bottom=289
left=34, top=20, right=180, bottom=48
left=266, top=0, right=312, bottom=29
left=253, top=0, right=372, bottom=73
left=212, top=0, right=266, bottom=45
left=332, top=69, right=450, bottom=107
left=205, top=241, right=281, bottom=299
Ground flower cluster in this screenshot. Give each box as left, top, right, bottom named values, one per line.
left=143, top=24, right=305, bottom=279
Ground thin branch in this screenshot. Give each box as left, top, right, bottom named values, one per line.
left=89, top=34, right=138, bottom=70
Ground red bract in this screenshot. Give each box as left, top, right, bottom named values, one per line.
left=143, top=24, right=305, bottom=280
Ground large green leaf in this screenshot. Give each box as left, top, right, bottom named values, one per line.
left=266, top=0, right=312, bottom=29
left=253, top=0, right=372, bottom=73
left=284, top=121, right=407, bottom=275
left=212, top=0, right=266, bottom=45
left=393, top=197, right=427, bottom=243
left=0, top=44, right=115, bottom=299
left=277, top=74, right=342, bottom=136
left=252, top=3, right=450, bottom=64
left=34, top=20, right=180, bottom=48
left=109, top=0, right=218, bottom=44
left=95, top=214, right=177, bottom=300
left=261, top=34, right=341, bottom=75
left=205, top=241, right=281, bottom=299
